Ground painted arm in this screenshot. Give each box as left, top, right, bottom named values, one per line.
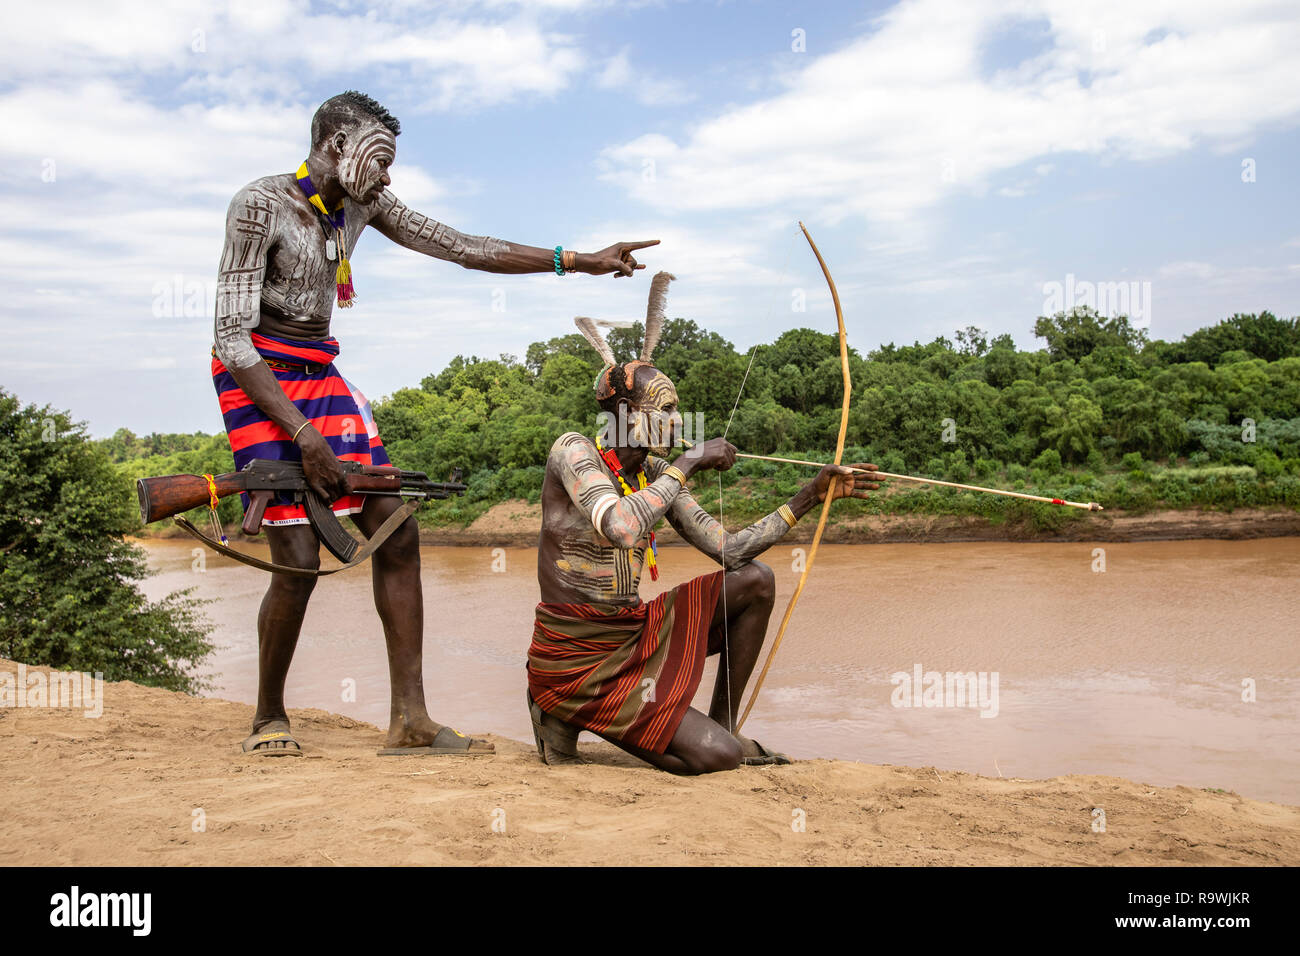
left=213, top=184, right=274, bottom=372
left=655, top=456, right=821, bottom=570
left=550, top=433, right=682, bottom=548
left=368, top=190, right=658, bottom=275
left=658, top=454, right=880, bottom=569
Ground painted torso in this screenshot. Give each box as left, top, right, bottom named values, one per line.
left=224, top=174, right=372, bottom=341
left=537, top=432, right=794, bottom=606
left=538, top=434, right=660, bottom=606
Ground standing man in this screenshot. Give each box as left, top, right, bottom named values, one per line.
left=213, top=90, right=658, bottom=756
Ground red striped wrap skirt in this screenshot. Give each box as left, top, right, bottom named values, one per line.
left=527, top=570, right=725, bottom=754
left=211, top=332, right=390, bottom=526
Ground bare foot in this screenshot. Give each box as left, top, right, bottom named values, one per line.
left=527, top=691, right=584, bottom=765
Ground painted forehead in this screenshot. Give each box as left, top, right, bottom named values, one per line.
left=346, top=124, right=396, bottom=164
left=635, top=370, right=678, bottom=408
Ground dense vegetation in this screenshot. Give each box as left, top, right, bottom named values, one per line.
left=109, top=308, right=1300, bottom=533
left=0, top=391, right=213, bottom=690
left=12, top=309, right=1286, bottom=687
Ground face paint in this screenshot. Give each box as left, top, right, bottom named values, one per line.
left=625, top=408, right=652, bottom=449
left=632, top=371, right=682, bottom=456
left=337, top=124, right=396, bottom=202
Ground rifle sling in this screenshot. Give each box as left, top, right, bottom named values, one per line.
left=173, top=499, right=421, bottom=578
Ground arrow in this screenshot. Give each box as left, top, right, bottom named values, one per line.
left=680, top=441, right=1103, bottom=511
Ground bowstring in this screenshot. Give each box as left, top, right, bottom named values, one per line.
left=715, top=223, right=801, bottom=736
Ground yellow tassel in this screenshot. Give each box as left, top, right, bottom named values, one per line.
left=335, top=256, right=355, bottom=308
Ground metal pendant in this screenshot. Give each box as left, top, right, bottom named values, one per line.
left=325, top=238, right=337, bottom=261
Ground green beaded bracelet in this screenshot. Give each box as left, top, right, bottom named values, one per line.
left=554, top=246, right=566, bottom=276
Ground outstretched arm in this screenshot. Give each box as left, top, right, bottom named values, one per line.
left=659, top=468, right=797, bottom=571
left=368, top=190, right=658, bottom=276
left=658, top=458, right=882, bottom=570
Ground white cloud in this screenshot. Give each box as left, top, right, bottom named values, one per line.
left=595, top=49, right=696, bottom=106
left=597, top=0, right=1300, bottom=223
left=1159, top=261, right=1219, bottom=280
left=2, top=1, right=588, bottom=111
left=1158, top=260, right=1299, bottom=287
left=3, top=0, right=1298, bottom=435
left=0, top=83, right=307, bottom=196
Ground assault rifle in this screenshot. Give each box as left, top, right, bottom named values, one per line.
left=137, top=458, right=467, bottom=576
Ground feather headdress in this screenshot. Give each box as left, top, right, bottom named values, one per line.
left=576, top=271, right=675, bottom=399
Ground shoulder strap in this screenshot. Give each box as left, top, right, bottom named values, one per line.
left=173, top=499, right=420, bottom=577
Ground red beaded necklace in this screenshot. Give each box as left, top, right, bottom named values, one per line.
left=594, top=435, right=659, bottom=581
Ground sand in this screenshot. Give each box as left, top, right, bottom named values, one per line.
left=2, top=659, right=1297, bottom=866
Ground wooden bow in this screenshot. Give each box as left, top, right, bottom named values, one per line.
left=735, top=221, right=852, bottom=731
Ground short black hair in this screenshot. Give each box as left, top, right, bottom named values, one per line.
left=311, top=90, right=401, bottom=146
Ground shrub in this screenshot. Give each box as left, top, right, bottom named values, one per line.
left=0, top=391, right=213, bottom=692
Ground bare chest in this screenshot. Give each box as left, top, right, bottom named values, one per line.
left=539, top=471, right=649, bottom=603
left=261, top=193, right=367, bottom=324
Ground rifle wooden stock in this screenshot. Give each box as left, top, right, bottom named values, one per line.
left=136, top=467, right=405, bottom=526
left=137, top=472, right=247, bottom=525
left=141, top=459, right=466, bottom=572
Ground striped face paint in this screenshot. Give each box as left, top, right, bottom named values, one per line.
left=631, top=370, right=682, bottom=456
left=338, top=124, right=396, bottom=203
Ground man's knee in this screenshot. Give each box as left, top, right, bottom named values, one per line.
left=685, top=732, right=742, bottom=774
left=270, top=561, right=319, bottom=602
left=731, top=560, right=775, bottom=609
left=267, top=528, right=321, bottom=587
left=361, top=498, right=420, bottom=564
left=376, top=515, right=420, bottom=564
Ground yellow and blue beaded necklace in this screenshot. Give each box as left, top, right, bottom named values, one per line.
left=295, top=162, right=356, bottom=307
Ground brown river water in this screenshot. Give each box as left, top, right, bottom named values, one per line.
left=139, top=538, right=1300, bottom=804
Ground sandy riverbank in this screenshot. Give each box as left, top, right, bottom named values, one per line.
left=2, top=659, right=1296, bottom=866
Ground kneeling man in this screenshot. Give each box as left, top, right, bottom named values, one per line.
left=527, top=274, right=880, bottom=774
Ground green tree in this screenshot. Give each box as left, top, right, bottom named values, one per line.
left=955, top=326, right=990, bottom=357
left=0, top=391, right=213, bottom=691
left=1164, top=312, right=1300, bottom=366
left=1033, top=307, right=1148, bottom=362
left=103, top=304, right=1300, bottom=528
left=1043, top=393, right=1105, bottom=462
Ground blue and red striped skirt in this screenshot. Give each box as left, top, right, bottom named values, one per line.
left=211, top=332, right=390, bottom=526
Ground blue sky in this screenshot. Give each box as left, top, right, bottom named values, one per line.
left=2, top=0, right=1298, bottom=436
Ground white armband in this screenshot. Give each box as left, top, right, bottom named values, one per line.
left=590, top=493, right=621, bottom=537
